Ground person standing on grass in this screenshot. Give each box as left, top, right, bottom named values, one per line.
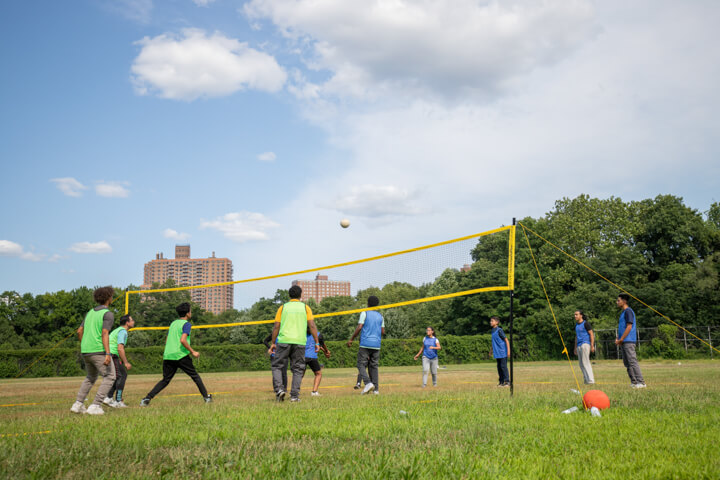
left=104, top=315, right=135, bottom=408
left=71, top=286, right=117, bottom=415
left=140, top=302, right=213, bottom=406
left=414, top=327, right=441, bottom=387
left=304, top=328, right=331, bottom=396
left=268, top=285, right=320, bottom=402
left=573, top=310, right=595, bottom=385
left=347, top=296, right=385, bottom=395
left=490, top=316, right=510, bottom=387
left=263, top=332, right=286, bottom=395
left=615, top=293, right=646, bottom=388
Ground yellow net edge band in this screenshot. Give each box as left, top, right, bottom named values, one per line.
left=125, top=225, right=514, bottom=297
left=130, top=285, right=512, bottom=331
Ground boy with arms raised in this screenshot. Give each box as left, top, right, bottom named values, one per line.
left=70, top=286, right=117, bottom=415
left=140, top=302, right=212, bottom=406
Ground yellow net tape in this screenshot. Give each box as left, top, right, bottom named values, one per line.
left=129, top=225, right=516, bottom=331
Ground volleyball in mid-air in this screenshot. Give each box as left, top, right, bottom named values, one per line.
left=340, top=218, right=350, bottom=228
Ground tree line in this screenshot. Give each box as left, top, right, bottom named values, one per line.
left=2, top=194, right=718, bottom=359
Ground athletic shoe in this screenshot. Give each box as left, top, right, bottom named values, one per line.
left=140, top=398, right=151, bottom=407
left=86, top=404, right=104, bottom=415
left=354, top=383, right=361, bottom=390
left=500, top=383, right=510, bottom=388
left=311, top=391, right=320, bottom=397
left=290, top=397, right=300, bottom=402
left=373, top=390, right=379, bottom=395
left=107, top=399, right=121, bottom=408
left=422, top=385, right=427, bottom=388
left=70, top=401, right=87, bottom=414
left=361, top=383, right=375, bottom=395
left=114, top=401, right=128, bottom=408
left=102, top=397, right=114, bottom=406
left=633, top=383, right=647, bottom=389
left=276, top=390, right=286, bottom=402
left=204, top=394, right=213, bottom=403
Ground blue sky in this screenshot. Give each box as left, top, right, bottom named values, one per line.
left=1, top=0, right=719, bottom=305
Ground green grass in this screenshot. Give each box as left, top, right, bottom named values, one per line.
left=1, top=360, right=719, bottom=479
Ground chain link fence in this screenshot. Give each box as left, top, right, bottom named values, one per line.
left=593, top=326, right=719, bottom=360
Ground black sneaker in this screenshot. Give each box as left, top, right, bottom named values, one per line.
left=140, top=398, right=151, bottom=407
left=276, top=390, right=286, bottom=402
left=204, top=394, right=213, bottom=403
left=354, top=383, right=361, bottom=390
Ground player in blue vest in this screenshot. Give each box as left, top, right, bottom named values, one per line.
left=615, top=293, right=646, bottom=388
left=573, top=310, right=595, bottom=384
left=490, top=316, right=510, bottom=387
left=347, top=295, right=384, bottom=395
left=304, top=329, right=331, bottom=396
left=414, top=326, right=441, bottom=387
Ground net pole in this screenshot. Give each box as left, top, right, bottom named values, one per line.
left=509, top=218, right=516, bottom=397
left=124, top=288, right=129, bottom=315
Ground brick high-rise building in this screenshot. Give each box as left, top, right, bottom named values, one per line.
left=292, top=274, right=351, bottom=303
left=143, top=245, right=234, bottom=314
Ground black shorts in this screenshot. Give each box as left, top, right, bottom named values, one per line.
left=305, top=358, right=323, bottom=373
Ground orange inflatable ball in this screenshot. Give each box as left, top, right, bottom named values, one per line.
left=583, top=390, right=610, bottom=410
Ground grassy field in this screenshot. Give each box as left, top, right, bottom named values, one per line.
left=1, top=359, right=718, bottom=479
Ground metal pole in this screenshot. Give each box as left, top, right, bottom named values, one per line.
left=509, top=218, right=516, bottom=397
left=683, top=329, right=688, bottom=352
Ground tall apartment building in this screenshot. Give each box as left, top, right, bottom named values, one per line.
left=292, top=274, right=351, bottom=303
left=142, top=245, right=234, bottom=314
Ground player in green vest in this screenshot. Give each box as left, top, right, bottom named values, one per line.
left=70, top=286, right=117, bottom=415
left=103, top=315, right=135, bottom=407
left=268, top=285, right=319, bottom=402
left=140, top=302, right=212, bottom=406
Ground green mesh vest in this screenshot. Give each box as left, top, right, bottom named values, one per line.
left=81, top=308, right=108, bottom=354
left=109, top=326, right=123, bottom=355
left=277, top=301, right=308, bottom=345
left=163, top=319, right=191, bottom=360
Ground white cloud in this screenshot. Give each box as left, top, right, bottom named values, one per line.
left=333, top=185, right=422, bottom=218
left=69, top=241, right=113, bottom=254
left=163, top=228, right=190, bottom=241
left=95, top=181, right=130, bottom=198
left=0, top=240, right=45, bottom=262
left=51, top=177, right=87, bottom=197
left=48, top=254, right=65, bottom=263
left=192, top=0, right=215, bottom=6
left=245, top=0, right=597, bottom=101
left=200, top=212, right=280, bottom=242
left=257, top=151, right=276, bottom=162
left=131, top=29, right=287, bottom=101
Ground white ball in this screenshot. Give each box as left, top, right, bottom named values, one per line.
left=340, top=218, right=350, bottom=228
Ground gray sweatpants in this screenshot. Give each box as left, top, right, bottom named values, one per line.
left=621, top=343, right=644, bottom=384
left=271, top=343, right=306, bottom=398
left=422, top=356, right=438, bottom=386
left=578, top=343, right=595, bottom=384
left=76, top=354, right=116, bottom=406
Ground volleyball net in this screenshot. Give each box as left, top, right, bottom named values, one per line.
left=128, top=225, right=516, bottom=331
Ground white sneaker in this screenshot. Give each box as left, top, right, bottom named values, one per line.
left=311, top=391, right=320, bottom=396
left=107, top=399, right=121, bottom=408
left=102, top=397, right=114, bottom=406
left=86, top=404, right=105, bottom=415
left=361, top=383, right=375, bottom=395
left=114, top=401, right=128, bottom=408
left=633, top=383, right=647, bottom=389
left=373, top=390, right=379, bottom=395
left=70, top=401, right=87, bottom=414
